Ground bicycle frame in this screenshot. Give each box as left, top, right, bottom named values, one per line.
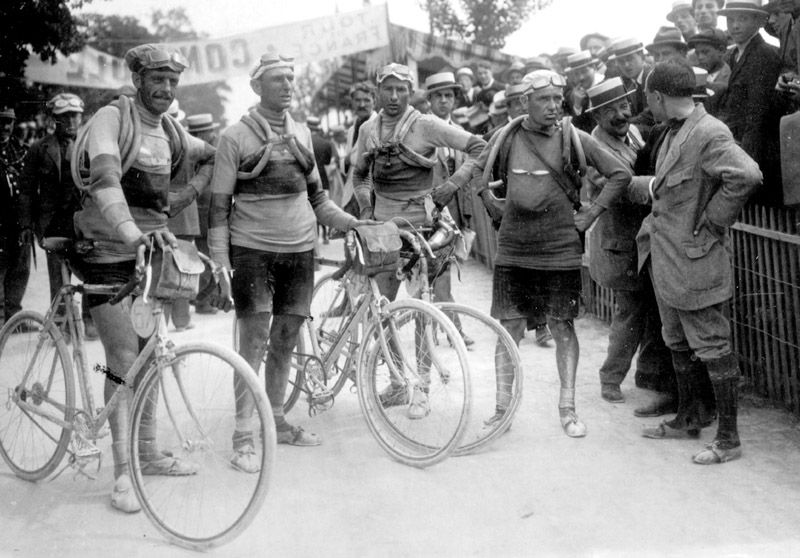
left=11, top=274, right=174, bottom=440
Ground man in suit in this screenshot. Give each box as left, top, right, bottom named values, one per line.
left=634, top=59, right=762, bottom=464
left=0, top=106, right=30, bottom=328
left=715, top=0, right=787, bottom=206
left=563, top=51, right=604, bottom=133
left=668, top=1, right=699, bottom=40
left=584, top=78, right=676, bottom=413
left=18, top=93, right=98, bottom=340
left=608, top=37, right=656, bottom=138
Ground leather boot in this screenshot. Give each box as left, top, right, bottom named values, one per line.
left=693, top=354, right=742, bottom=464
left=694, top=360, right=717, bottom=427
left=662, top=350, right=703, bottom=432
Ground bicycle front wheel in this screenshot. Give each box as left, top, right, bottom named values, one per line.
left=309, top=272, right=358, bottom=397
left=435, top=303, right=522, bottom=455
left=357, top=299, right=471, bottom=468
left=0, top=311, right=74, bottom=481
left=129, top=343, right=275, bottom=550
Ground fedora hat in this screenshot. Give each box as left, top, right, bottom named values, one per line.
left=564, top=51, right=597, bottom=73
left=666, top=1, right=694, bottom=22
left=503, top=61, right=526, bottom=82
left=608, top=37, right=645, bottom=61
left=424, top=72, right=459, bottom=95
left=186, top=113, right=219, bottom=133
left=586, top=77, right=635, bottom=112
left=687, top=28, right=729, bottom=50
left=523, top=56, right=552, bottom=74
left=719, top=0, right=770, bottom=16
left=646, top=26, right=689, bottom=53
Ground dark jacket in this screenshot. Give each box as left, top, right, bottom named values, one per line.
left=716, top=33, right=786, bottom=205
left=587, top=124, right=648, bottom=291
left=18, top=134, right=79, bottom=239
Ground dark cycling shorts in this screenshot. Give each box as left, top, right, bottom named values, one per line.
left=491, top=266, right=581, bottom=322
left=231, top=246, right=314, bottom=318
left=70, top=259, right=136, bottom=308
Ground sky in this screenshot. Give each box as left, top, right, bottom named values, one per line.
left=74, top=0, right=692, bottom=121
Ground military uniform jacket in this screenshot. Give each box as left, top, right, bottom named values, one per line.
left=633, top=105, right=762, bottom=311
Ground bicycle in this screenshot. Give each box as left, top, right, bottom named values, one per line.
left=309, top=215, right=523, bottom=455
left=236, top=227, right=472, bottom=467
left=0, top=237, right=274, bottom=551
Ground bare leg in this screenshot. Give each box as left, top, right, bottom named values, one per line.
left=235, top=312, right=271, bottom=444
left=497, top=318, right=525, bottom=411
left=547, top=316, right=586, bottom=437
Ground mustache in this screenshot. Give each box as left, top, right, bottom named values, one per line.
left=610, top=119, right=628, bottom=127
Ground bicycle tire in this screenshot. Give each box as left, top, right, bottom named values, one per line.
left=232, top=316, right=305, bottom=413
left=309, top=272, right=358, bottom=397
left=0, top=311, right=74, bottom=481
left=128, top=342, right=275, bottom=550
left=435, top=303, right=522, bottom=456
left=356, top=299, right=471, bottom=468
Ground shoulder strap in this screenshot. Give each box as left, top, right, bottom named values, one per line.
left=517, top=126, right=582, bottom=211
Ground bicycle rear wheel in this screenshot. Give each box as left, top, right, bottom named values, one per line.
left=129, top=343, right=274, bottom=550
left=309, top=272, right=358, bottom=397
left=357, top=299, right=471, bottom=468
left=232, top=316, right=306, bottom=413
left=0, top=311, right=74, bottom=481
left=435, top=303, right=522, bottom=455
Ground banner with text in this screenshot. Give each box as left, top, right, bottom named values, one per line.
left=25, top=4, right=390, bottom=89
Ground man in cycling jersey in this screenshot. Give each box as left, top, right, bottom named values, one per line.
left=207, top=54, right=370, bottom=470
left=464, top=69, right=631, bottom=437
left=351, top=63, right=486, bottom=419
left=74, top=44, right=215, bottom=513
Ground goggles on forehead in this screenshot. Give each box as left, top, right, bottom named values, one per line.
left=526, top=72, right=567, bottom=91
left=377, top=63, right=414, bottom=85
left=135, top=48, right=189, bottom=72
left=48, top=95, right=84, bottom=114
left=250, top=54, right=295, bottom=80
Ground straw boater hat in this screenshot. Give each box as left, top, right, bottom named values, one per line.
left=0, top=107, right=15, bottom=120
left=687, top=28, right=729, bottom=50
left=465, top=104, right=489, bottom=128
left=451, top=106, right=469, bottom=126
left=424, top=72, right=460, bottom=95
left=719, top=0, right=769, bottom=16
left=585, top=77, right=636, bottom=112
left=646, top=27, right=689, bottom=54
left=692, top=67, right=715, bottom=99
left=666, top=1, right=694, bottom=22
left=607, top=37, right=645, bottom=61
left=564, top=51, right=597, bottom=73
left=186, top=113, right=219, bottom=134
left=489, top=90, right=507, bottom=117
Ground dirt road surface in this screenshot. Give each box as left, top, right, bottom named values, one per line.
left=2, top=241, right=800, bottom=558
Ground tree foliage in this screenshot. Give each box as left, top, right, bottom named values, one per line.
left=420, top=0, right=553, bottom=49
left=0, top=0, right=86, bottom=102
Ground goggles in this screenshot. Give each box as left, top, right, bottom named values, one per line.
left=250, top=54, right=295, bottom=80
left=524, top=71, right=567, bottom=91
left=47, top=94, right=84, bottom=114
left=377, top=63, right=414, bottom=85
left=126, top=45, right=189, bottom=73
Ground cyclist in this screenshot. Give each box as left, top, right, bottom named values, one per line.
left=351, top=63, right=486, bottom=419
left=207, top=54, right=372, bottom=470
left=459, top=69, right=632, bottom=437
left=71, top=44, right=216, bottom=513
